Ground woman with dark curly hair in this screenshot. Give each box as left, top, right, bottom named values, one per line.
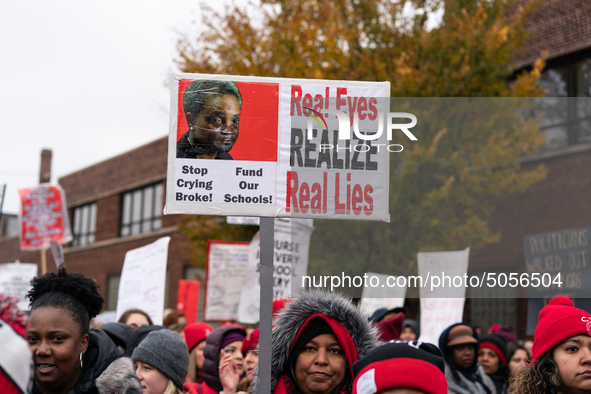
left=509, top=295, right=591, bottom=394
left=26, top=267, right=142, bottom=394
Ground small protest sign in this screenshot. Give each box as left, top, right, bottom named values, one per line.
left=418, top=248, right=470, bottom=345
left=238, top=219, right=314, bottom=324
left=18, top=184, right=72, bottom=250
left=116, top=237, right=170, bottom=325
left=204, top=241, right=250, bottom=322
left=359, top=272, right=407, bottom=316
left=0, top=263, right=38, bottom=310
left=177, top=280, right=200, bottom=324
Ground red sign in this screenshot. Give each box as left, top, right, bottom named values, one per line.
left=18, top=184, right=72, bottom=250
left=177, top=280, right=200, bottom=324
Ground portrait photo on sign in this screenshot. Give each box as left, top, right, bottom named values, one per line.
left=176, top=79, right=279, bottom=162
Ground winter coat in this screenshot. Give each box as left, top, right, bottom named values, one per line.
left=438, top=323, right=496, bottom=394
left=32, top=328, right=142, bottom=394
left=251, top=291, right=380, bottom=394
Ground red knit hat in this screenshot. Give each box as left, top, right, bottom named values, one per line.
left=352, top=341, right=447, bottom=394
left=532, top=294, right=591, bottom=362
left=373, top=312, right=404, bottom=342
left=185, top=322, right=213, bottom=351
left=242, top=328, right=260, bottom=356
left=273, top=299, right=291, bottom=318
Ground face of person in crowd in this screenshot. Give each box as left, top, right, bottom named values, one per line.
left=399, top=327, right=417, bottom=341
left=508, top=349, right=528, bottom=376
left=195, top=340, right=207, bottom=371
left=553, top=335, right=591, bottom=394
left=295, top=333, right=347, bottom=394
left=126, top=313, right=151, bottom=330
left=27, top=307, right=89, bottom=394
left=222, top=340, right=245, bottom=376
left=523, top=340, right=533, bottom=357
left=189, top=94, right=240, bottom=157
left=478, top=348, right=500, bottom=375
left=135, top=360, right=169, bottom=394
left=245, top=350, right=259, bottom=382
left=451, top=344, right=475, bottom=371
left=177, top=316, right=187, bottom=326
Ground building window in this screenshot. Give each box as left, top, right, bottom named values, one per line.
left=534, top=52, right=591, bottom=151
left=72, top=203, right=96, bottom=247
left=120, top=182, right=163, bottom=237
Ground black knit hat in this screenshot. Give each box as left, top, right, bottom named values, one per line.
left=132, top=329, right=190, bottom=390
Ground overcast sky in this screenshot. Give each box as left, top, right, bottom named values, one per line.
left=0, top=1, right=241, bottom=214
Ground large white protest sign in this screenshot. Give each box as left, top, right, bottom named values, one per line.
left=359, top=272, right=407, bottom=317
left=418, top=248, right=470, bottom=345
left=204, top=241, right=250, bottom=321
left=116, top=237, right=170, bottom=325
left=165, top=74, right=393, bottom=222
left=238, top=219, right=314, bottom=323
left=0, top=263, right=38, bottom=310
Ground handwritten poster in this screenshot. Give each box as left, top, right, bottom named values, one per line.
left=238, top=219, right=314, bottom=323
left=204, top=241, right=250, bottom=322
left=116, top=237, right=170, bottom=325
left=418, top=248, right=470, bottom=345
left=0, top=263, right=38, bottom=311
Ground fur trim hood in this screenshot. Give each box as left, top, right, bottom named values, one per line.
left=251, top=291, right=380, bottom=394
left=95, top=357, right=142, bottom=394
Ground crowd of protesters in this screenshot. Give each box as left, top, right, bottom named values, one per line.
left=2, top=267, right=591, bottom=394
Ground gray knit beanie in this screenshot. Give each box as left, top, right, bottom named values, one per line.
left=132, top=329, right=189, bottom=389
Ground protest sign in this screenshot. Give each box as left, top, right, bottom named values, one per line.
left=523, top=226, right=589, bottom=298
left=238, top=219, right=314, bottom=324
left=0, top=263, right=38, bottom=310
left=177, top=280, right=200, bottom=324
left=359, top=272, right=407, bottom=316
left=165, top=74, right=392, bottom=222
left=204, top=241, right=250, bottom=321
left=116, top=237, right=170, bottom=325
left=418, top=248, right=470, bottom=345
left=18, top=184, right=72, bottom=250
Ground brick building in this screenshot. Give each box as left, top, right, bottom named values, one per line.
left=0, top=138, right=201, bottom=314
left=468, top=0, right=591, bottom=336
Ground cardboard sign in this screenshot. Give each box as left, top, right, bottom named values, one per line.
left=418, top=248, right=470, bottom=345
left=238, top=219, right=314, bottom=324
left=18, top=184, right=72, bottom=250
left=177, top=280, right=200, bottom=324
left=204, top=241, right=250, bottom=322
left=0, top=263, right=38, bottom=311
left=116, top=237, right=170, bottom=325
left=165, top=74, right=391, bottom=222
